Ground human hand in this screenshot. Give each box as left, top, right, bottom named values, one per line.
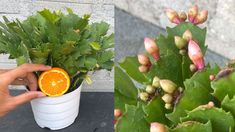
left=0, top=64, right=51, bottom=117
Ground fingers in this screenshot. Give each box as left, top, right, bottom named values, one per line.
left=10, top=91, right=45, bottom=107
left=27, top=73, right=38, bottom=91
left=3, top=64, right=51, bottom=85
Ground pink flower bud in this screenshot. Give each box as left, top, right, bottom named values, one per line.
left=150, top=122, right=166, bottom=132
left=137, top=54, right=151, bottom=66
left=179, top=12, right=187, bottom=22
left=188, top=40, right=205, bottom=70
left=114, top=109, right=122, bottom=118
left=209, top=75, right=215, bottom=81
left=144, top=37, right=160, bottom=60
left=165, top=8, right=181, bottom=24
left=194, top=10, right=208, bottom=24
left=188, top=5, right=198, bottom=23
left=139, top=65, right=149, bottom=73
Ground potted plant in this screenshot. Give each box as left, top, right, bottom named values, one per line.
left=115, top=5, right=235, bottom=132
left=0, top=8, right=114, bottom=130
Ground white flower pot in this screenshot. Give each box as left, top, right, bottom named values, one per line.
left=30, top=84, right=82, bottom=130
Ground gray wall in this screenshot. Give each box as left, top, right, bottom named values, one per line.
left=0, top=0, right=114, bottom=92
left=116, top=0, right=235, bottom=59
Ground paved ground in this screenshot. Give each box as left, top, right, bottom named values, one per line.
left=0, top=90, right=114, bottom=132
left=115, top=8, right=229, bottom=66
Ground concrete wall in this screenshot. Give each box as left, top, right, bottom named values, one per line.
left=0, top=0, right=114, bottom=92
left=116, top=0, right=235, bottom=59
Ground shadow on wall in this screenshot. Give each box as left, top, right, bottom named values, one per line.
left=115, top=7, right=228, bottom=66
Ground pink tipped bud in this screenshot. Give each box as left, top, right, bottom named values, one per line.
left=150, top=122, right=166, bottom=132
left=144, top=37, right=160, bottom=60
left=114, top=109, right=122, bottom=118
left=165, top=8, right=181, bottom=24
left=188, top=5, right=198, bottom=23
left=182, top=29, right=193, bottom=42
left=137, top=54, right=151, bottom=66
left=209, top=75, right=215, bottom=81
left=179, top=12, right=187, bottom=22
left=207, top=101, right=214, bottom=108
left=188, top=40, right=205, bottom=70
left=139, top=65, right=149, bottom=73
left=194, top=10, right=208, bottom=24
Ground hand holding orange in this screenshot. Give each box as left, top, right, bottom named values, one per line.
left=38, top=68, right=70, bottom=97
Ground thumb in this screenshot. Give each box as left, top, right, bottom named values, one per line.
left=11, top=91, right=45, bottom=107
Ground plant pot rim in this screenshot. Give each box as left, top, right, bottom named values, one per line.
left=32, top=82, right=83, bottom=105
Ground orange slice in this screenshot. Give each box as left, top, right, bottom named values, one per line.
left=38, top=67, right=70, bottom=97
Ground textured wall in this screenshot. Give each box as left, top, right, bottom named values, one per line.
left=0, top=0, right=114, bottom=92
left=116, top=0, right=235, bottom=59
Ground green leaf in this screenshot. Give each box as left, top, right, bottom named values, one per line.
left=89, top=41, right=101, bottom=50
left=143, top=97, right=170, bottom=125
left=115, top=66, right=138, bottom=100
left=97, top=50, right=114, bottom=63
left=149, top=50, right=183, bottom=87
left=119, top=56, right=150, bottom=83
left=221, top=95, right=235, bottom=118
left=38, top=9, right=60, bottom=24
left=166, top=22, right=207, bottom=54
left=115, top=89, right=137, bottom=111
left=84, top=57, right=97, bottom=70
left=166, top=67, right=219, bottom=124
left=211, top=71, right=235, bottom=101
left=101, top=33, right=114, bottom=49
left=169, top=121, right=212, bottom=132
left=66, top=8, right=73, bottom=14
left=181, top=107, right=234, bottom=132
left=116, top=103, right=149, bottom=132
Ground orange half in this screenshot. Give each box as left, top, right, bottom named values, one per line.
left=38, top=67, right=70, bottom=97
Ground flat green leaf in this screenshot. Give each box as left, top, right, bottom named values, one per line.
left=115, top=89, right=137, bottom=111
left=116, top=103, right=149, bottom=132
left=119, top=56, right=150, bottom=83
left=169, top=121, right=212, bottom=132
left=211, top=71, right=235, bottom=101
left=144, top=96, right=170, bottom=125
left=181, top=107, right=234, bottom=132
left=221, top=95, right=235, bottom=118
left=115, top=66, right=138, bottom=100
left=84, top=57, right=97, bottom=70
left=166, top=67, right=219, bottom=124
left=90, top=41, right=101, bottom=50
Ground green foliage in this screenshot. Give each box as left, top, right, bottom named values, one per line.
left=0, top=9, right=114, bottom=91
left=114, top=20, right=235, bottom=131
left=116, top=103, right=149, bottom=132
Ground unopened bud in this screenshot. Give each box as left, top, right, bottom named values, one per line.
left=74, top=29, right=80, bottom=33
left=144, top=37, right=160, bottom=60
left=160, top=80, right=177, bottom=94
left=178, top=87, right=184, bottom=93
left=209, top=75, right=215, bottom=81
left=190, top=64, right=197, bottom=72
left=146, top=85, right=156, bottom=94
left=175, top=36, right=187, bottom=49
left=162, top=94, right=173, bottom=103
left=194, top=10, right=208, bottom=25
left=207, top=101, right=214, bottom=108
left=165, top=103, right=172, bottom=109
left=137, top=54, right=151, bottom=66
left=188, top=40, right=205, bottom=70
left=114, top=109, right=122, bottom=118
left=182, top=29, right=193, bottom=42
left=139, top=92, right=149, bottom=102
left=179, top=12, right=187, bottom=22
left=188, top=5, right=198, bottom=23
left=165, top=8, right=181, bottom=24
left=139, top=65, right=149, bottom=73
left=179, top=49, right=187, bottom=56
left=152, top=76, right=160, bottom=88
left=150, top=122, right=166, bottom=132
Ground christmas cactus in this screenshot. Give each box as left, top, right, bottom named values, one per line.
left=0, top=8, right=114, bottom=92
left=115, top=5, right=235, bottom=132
